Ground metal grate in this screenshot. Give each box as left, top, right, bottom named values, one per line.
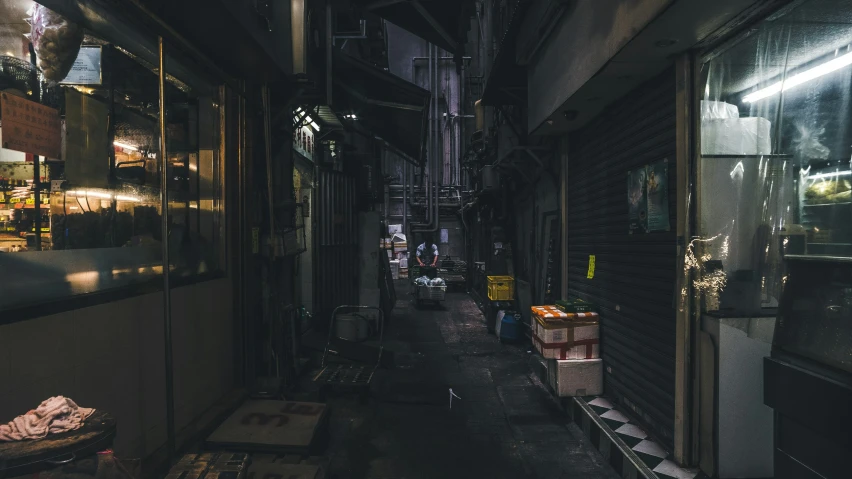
left=416, top=284, right=446, bottom=301
left=313, top=169, right=359, bottom=329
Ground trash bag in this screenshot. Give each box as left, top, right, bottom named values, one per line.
left=30, top=3, right=84, bottom=82
left=429, top=278, right=446, bottom=286
left=414, top=276, right=430, bottom=285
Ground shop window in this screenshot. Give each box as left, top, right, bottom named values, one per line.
left=0, top=2, right=224, bottom=312
left=698, top=0, right=852, bottom=314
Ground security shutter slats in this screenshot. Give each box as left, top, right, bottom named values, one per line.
left=566, top=67, right=677, bottom=450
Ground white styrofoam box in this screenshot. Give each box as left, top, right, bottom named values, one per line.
left=387, top=250, right=393, bottom=258
left=701, top=100, right=739, bottom=121
left=535, top=339, right=600, bottom=360
left=701, top=117, right=772, bottom=155
left=547, top=358, right=603, bottom=397
left=399, top=257, right=408, bottom=269
left=388, top=224, right=402, bottom=235
left=391, top=233, right=406, bottom=243
left=390, top=260, right=400, bottom=280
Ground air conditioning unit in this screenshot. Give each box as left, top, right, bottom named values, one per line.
left=481, top=165, right=499, bottom=192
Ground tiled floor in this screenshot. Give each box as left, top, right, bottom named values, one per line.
left=586, top=397, right=706, bottom=479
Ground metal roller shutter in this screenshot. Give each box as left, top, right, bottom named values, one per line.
left=566, top=68, right=677, bottom=449
left=313, top=169, right=359, bottom=328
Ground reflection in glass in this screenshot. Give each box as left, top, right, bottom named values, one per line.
left=0, top=5, right=224, bottom=311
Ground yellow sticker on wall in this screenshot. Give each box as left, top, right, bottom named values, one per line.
left=587, top=255, right=596, bottom=279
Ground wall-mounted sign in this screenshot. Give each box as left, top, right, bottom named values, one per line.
left=628, top=159, right=670, bottom=234
left=293, top=125, right=314, bottom=161
left=61, top=46, right=102, bottom=85
left=0, top=93, right=61, bottom=159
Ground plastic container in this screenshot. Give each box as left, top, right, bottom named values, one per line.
left=487, top=275, right=515, bottom=301
left=496, top=310, right=521, bottom=342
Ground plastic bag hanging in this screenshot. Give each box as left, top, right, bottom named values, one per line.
left=29, top=3, right=83, bottom=82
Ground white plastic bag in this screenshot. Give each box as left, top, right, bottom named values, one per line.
left=30, top=4, right=83, bottom=81
left=701, top=100, right=739, bottom=121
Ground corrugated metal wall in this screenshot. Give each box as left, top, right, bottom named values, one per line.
left=313, top=169, right=359, bottom=327
left=566, top=68, right=677, bottom=449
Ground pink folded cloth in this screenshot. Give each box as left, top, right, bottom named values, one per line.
left=0, top=396, right=95, bottom=442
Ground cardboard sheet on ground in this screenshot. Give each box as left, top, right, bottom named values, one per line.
left=206, top=400, right=328, bottom=454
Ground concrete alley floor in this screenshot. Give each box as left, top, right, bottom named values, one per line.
left=303, top=282, right=620, bottom=479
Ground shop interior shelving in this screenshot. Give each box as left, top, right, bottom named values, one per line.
left=797, top=159, right=852, bottom=257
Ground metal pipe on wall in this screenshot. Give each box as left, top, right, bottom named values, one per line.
left=157, top=36, right=176, bottom=462
left=416, top=44, right=431, bottom=228
left=413, top=42, right=439, bottom=234
left=261, top=86, right=275, bottom=245
left=402, top=158, right=407, bottom=234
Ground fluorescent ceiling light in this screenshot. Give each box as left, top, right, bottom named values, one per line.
left=69, top=190, right=112, bottom=199
left=310, top=121, right=320, bottom=131
left=804, top=170, right=852, bottom=180
left=743, top=50, right=852, bottom=103
left=68, top=190, right=140, bottom=202
left=113, top=141, right=138, bottom=151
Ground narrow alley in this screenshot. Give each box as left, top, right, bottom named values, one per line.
left=1, top=1, right=851, bottom=479
left=308, top=284, right=618, bottom=479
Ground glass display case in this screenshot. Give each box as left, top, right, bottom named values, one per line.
left=797, top=161, right=852, bottom=256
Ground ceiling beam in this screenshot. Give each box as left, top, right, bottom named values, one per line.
left=411, top=0, right=460, bottom=53
left=336, top=81, right=424, bottom=111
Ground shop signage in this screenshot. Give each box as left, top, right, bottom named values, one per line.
left=293, top=125, right=314, bottom=161
left=0, top=93, right=61, bottom=159
left=61, top=46, right=103, bottom=85
left=587, top=255, right=596, bottom=279
left=628, top=159, right=670, bottom=234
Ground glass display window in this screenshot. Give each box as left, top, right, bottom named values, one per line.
left=698, top=0, right=852, bottom=314
left=0, top=1, right=225, bottom=312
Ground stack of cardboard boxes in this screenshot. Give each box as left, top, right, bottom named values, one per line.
left=531, top=299, right=603, bottom=397
left=382, top=227, right=408, bottom=278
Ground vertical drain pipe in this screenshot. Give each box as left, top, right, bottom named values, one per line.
left=425, top=43, right=433, bottom=226
left=432, top=44, right=440, bottom=228
left=412, top=43, right=440, bottom=234
left=158, top=36, right=176, bottom=461
left=402, top=159, right=407, bottom=235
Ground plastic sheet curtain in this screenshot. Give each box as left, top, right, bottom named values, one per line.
left=697, top=0, right=852, bottom=313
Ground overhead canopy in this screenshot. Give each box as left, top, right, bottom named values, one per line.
left=357, top=0, right=475, bottom=56
left=482, top=0, right=531, bottom=105
left=332, top=50, right=430, bottom=164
